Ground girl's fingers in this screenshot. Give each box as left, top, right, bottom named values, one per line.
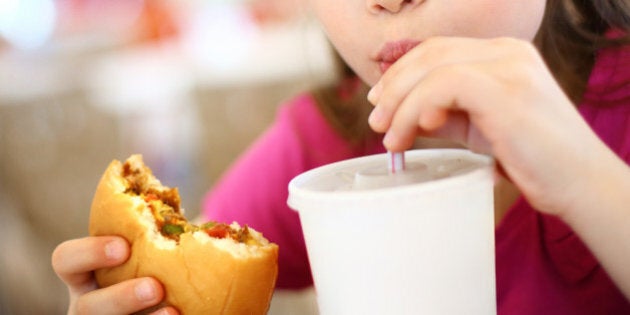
left=367, top=35, right=614, bottom=217
left=382, top=62, right=495, bottom=152
left=52, top=236, right=130, bottom=294
left=74, top=277, right=166, bottom=315
left=53, top=237, right=178, bottom=315
left=373, top=40, right=539, bottom=152
left=368, top=37, right=512, bottom=111
left=369, top=38, right=459, bottom=132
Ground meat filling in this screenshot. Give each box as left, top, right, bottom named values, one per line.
left=122, top=160, right=255, bottom=244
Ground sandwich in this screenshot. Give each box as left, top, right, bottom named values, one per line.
left=89, top=154, right=278, bottom=314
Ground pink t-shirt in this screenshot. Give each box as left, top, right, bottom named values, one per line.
left=203, top=42, right=630, bottom=312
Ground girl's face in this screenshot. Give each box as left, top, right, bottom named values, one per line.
left=308, top=0, right=547, bottom=85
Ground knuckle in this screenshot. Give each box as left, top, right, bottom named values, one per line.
left=437, top=63, right=476, bottom=81
left=491, top=37, right=539, bottom=59
left=418, top=45, right=443, bottom=65
left=490, top=36, right=519, bottom=48
left=419, top=37, right=449, bottom=57
left=378, top=80, right=399, bottom=108
left=423, top=36, right=445, bottom=47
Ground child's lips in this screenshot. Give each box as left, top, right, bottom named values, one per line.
left=376, top=40, right=421, bottom=73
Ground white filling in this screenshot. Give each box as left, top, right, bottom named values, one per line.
left=192, top=226, right=270, bottom=259
left=133, top=196, right=178, bottom=250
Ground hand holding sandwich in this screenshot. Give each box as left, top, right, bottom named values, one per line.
left=53, top=155, right=278, bottom=314
left=52, top=236, right=178, bottom=315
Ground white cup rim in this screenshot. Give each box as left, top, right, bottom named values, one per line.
left=287, top=148, right=494, bottom=213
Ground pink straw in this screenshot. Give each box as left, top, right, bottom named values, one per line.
left=388, top=151, right=405, bottom=173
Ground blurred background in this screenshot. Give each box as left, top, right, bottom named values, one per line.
left=0, top=0, right=334, bottom=313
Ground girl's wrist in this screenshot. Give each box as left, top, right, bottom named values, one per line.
left=557, top=149, right=630, bottom=298
left=559, top=149, right=630, bottom=234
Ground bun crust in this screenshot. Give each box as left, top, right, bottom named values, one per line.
left=89, top=156, right=279, bottom=314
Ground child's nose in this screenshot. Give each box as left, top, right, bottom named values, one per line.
left=367, top=0, right=418, bottom=14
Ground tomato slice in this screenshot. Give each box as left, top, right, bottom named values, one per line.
left=144, top=193, right=159, bottom=202
left=205, top=224, right=230, bottom=239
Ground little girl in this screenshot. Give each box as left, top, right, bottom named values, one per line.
left=53, top=0, right=630, bottom=314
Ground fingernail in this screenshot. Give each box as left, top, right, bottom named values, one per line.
left=104, top=241, right=124, bottom=260
left=383, top=131, right=397, bottom=148
left=367, top=84, right=382, bottom=103
left=135, top=281, right=156, bottom=302
left=368, top=107, right=384, bottom=126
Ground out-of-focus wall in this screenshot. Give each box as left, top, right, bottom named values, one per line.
left=0, top=0, right=329, bottom=313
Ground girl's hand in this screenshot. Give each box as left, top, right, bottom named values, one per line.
left=367, top=36, right=626, bottom=217
left=52, top=236, right=178, bottom=315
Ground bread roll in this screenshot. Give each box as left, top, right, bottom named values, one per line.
left=89, top=155, right=278, bottom=314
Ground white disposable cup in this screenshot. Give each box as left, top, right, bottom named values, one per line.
left=287, top=149, right=496, bottom=315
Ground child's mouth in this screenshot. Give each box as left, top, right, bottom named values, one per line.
left=377, top=39, right=421, bottom=73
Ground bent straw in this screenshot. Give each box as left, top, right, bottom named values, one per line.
left=388, top=151, right=406, bottom=174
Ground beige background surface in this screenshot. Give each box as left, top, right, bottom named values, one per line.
left=0, top=2, right=328, bottom=312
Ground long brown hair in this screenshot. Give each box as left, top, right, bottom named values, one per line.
left=535, top=0, right=630, bottom=104
left=315, top=0, right=630, bottom=143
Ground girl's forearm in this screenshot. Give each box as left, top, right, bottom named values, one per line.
left=561, top=152, right=630, bottom=299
